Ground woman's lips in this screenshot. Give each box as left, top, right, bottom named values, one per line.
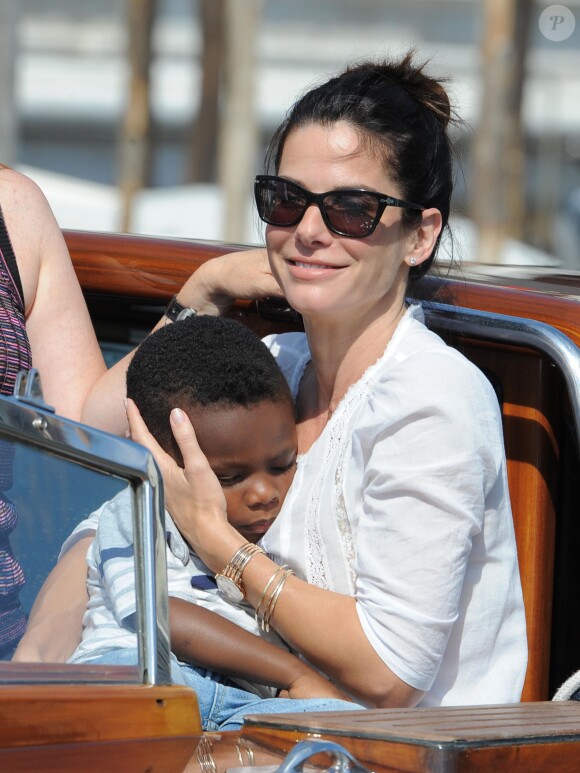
left=286, top=258, right=345, bottom=277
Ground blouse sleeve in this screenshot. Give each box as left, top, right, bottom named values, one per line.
left=351, top=346, right=506, bottom=691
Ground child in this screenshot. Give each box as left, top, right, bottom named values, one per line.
left=67, top=315, right=360, bottom=731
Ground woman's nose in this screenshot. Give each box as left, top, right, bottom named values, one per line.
left=295, top=203, right=333, bottom=246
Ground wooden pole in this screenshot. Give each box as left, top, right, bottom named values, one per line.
left=218, top=0, right=262, bottom=242
left=0, top=0, right=18, bottom=166
left=471, top=0, right=532, bottom=264
left=118, top=0, right=156, bottom=233
left=186, top=0, right=225, bottom=183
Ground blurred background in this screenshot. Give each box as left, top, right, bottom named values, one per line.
left=1, top=0, right=579, bottom=272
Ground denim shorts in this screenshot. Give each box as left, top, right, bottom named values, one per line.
left=83, top=647, right=364, bottom=731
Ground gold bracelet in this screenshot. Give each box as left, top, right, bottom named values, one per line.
left=262, top=568, right=294, bottom=632
left=255, top=565, right=288, bottom=629
left=196, top=736, right=217, bottom=773
left=258, top=568, right=295, bottom=633
left=215, top=543, right=264, bottom=603
left=235, top=739, right=255, bottom=767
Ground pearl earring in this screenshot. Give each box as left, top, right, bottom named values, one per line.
left=409, top=257, right=417, bottom=266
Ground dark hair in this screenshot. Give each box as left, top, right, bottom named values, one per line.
left=265, top=50, right=457, bottom=280
left=127, top=315, right=293, bottom=453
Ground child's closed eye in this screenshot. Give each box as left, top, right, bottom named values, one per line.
left=217, top=474, right=244, bottom=487
left=270, top=460, right=296, bottom=474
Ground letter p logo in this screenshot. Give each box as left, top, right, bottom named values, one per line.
left=539, top=5, right=576, bottom=40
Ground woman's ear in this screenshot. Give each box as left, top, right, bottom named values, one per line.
left=404, top=208, right=442, bottom=268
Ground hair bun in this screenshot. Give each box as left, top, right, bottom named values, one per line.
left=356, top=51, right=453, bottom=130
left=396, top=51, right=452, bottom=129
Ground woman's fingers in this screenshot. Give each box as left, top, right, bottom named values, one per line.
left=126, top=399, right=189, bottom=498
left=177, top=248, right=284, bottom=317
left=126, top=398, right=170, bottom=466
left=169, top=408, right=228, bottom=506
left=127, top=399, right=228, bottom=549
left=168, top=407, right=204, bottom=467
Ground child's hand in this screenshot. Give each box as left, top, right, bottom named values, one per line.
left=282, top=667, right=351, bottom=701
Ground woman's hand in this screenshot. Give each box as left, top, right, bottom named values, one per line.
left=126, top=399, right=240, bottom=564
left=178, top=248, right=283, bottom=317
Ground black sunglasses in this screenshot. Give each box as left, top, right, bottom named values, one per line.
left=254, top=175, right=424, bottom=239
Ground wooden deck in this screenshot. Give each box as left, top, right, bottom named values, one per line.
left=240, top=702, right=580, bottom=773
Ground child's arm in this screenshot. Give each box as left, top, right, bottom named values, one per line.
left=169, top=597, right=349, bottom=700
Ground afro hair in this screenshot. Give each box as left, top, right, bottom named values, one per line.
left=126, top=314, right=293, bottom=451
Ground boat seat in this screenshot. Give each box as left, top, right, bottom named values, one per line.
left=422, top=302, right=580, bottom=702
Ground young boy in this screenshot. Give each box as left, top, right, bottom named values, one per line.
left=67, top=315, right=358, bottom=731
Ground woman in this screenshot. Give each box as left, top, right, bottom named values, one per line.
left=0, top=165, right=113, bottom=656
left=3, top=166, right=276, bottom=661
left=128, top=52, right=528, bottom=708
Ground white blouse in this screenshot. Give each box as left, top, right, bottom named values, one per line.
left=260, top=304, right=528, bottom=707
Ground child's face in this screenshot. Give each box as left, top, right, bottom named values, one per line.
left=187, top=399, right=297, bottom=544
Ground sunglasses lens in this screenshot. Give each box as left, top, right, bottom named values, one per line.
left=255, top=178, right=382, bottom=237
left=324, top=193, right=379, bottom=237
left=256, top=179, right=306, bottom=226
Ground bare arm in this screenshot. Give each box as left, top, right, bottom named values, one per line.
left=0, top=169, right=107, bottom=422
left=80, top=247, right=280, bottom=433
left=128, top=401, right=423, bottom=708
left=11, top=536, right=92, bottom=663
left=2, top=169, right=279, bottom=435
left=170, top=597, right=348, bottom=700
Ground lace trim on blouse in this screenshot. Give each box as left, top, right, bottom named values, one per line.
left=297, top=306, right=417, bottom=593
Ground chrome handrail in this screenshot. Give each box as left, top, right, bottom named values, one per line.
left=0, top=397, right=172, bottom=685
left=424, top=302, right=580, bottom=448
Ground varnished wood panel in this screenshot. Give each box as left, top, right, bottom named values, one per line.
left=457, top=344, right=561, bottom=701
left=240, top=702, right=580, bottom=773
left=64, top=231, right=580, bottom=347
left=0, top=737, right=198, bottom=773
left=0, top=683, right=202, bottom=772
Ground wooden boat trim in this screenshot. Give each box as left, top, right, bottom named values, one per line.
left=64, top=230, right=580, bottom=347
left=0, top=684, right=201, bottom=772
left=0, top=684, right=201, bottom=747
left=239, top=703, right=580, bottom=773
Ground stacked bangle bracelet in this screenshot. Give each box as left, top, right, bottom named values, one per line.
left=255, top=565, right=295, bottom=633
left=196, top=737, right=217, bottom=773
left=215, top=543, right=264, bottom=603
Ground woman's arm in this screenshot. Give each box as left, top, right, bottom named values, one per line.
left=11, top=536, right=92, bottom=662
left=1, top=169, right=107, bottom=422
left=127, top=401, right=423, bottom=707
left=4, top=166, right=278, bottom=434
left=169, top=597, right=348, bottom=700
left=79, top=247, right=280, bottom=434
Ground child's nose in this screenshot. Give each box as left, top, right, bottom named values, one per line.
left=245, top=476, right=279, bottom=508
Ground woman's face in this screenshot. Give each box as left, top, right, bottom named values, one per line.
left=265, top=121, right=423, bottom=324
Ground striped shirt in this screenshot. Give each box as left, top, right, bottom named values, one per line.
left=67, top=488, right=285, bottom=696
left=0, top=206, right=31, bottom=655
